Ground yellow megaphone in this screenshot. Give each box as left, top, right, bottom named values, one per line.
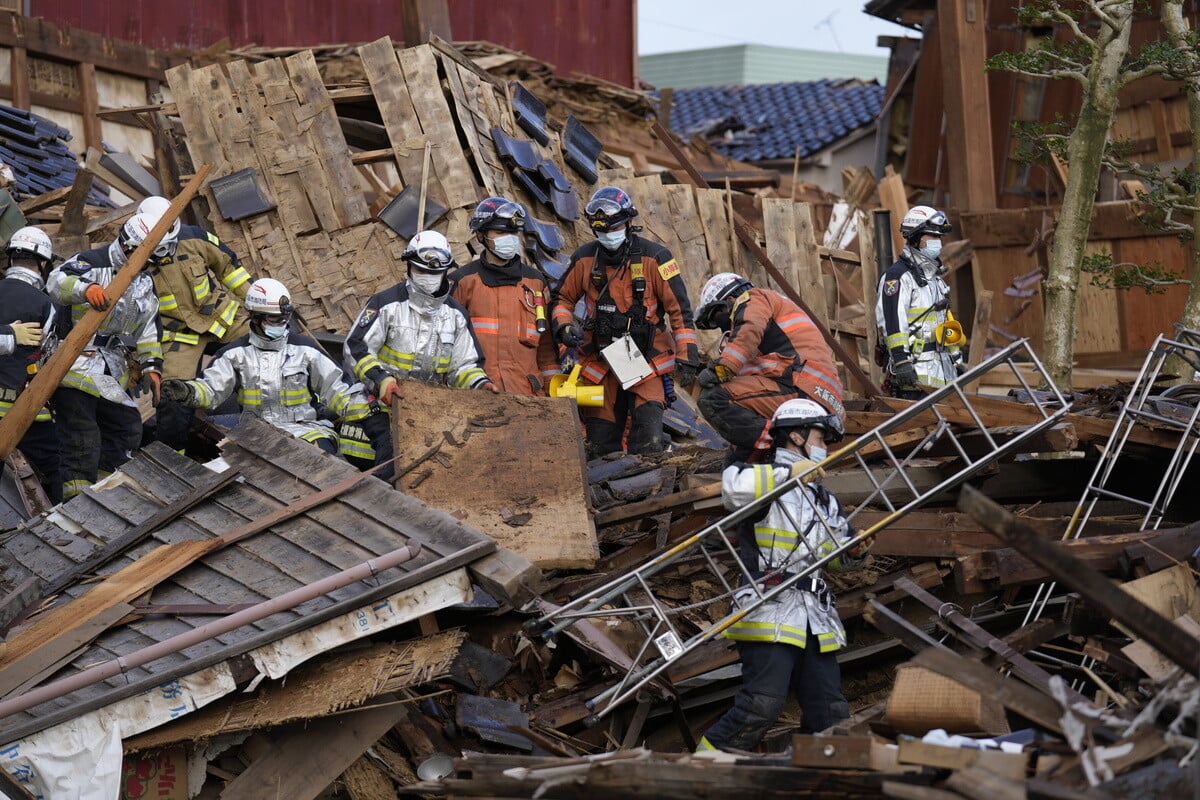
left=549, top=364, right=605, bottom=407
left=934, top=311, right=966, bottom=347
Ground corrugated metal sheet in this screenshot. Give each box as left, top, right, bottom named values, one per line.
left=640, top=44, right=887, bottom=90
left=28, top=1, right=636, bottom=86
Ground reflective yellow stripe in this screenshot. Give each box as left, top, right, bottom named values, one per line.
left=158, top=294, right=179, bottom=312
left=339, top=437, right=376, bottom=460
left=886, top=332, right=908, bottom=349
left=754, top=526, right=800, bottom=549
left=379, top=346, right=415, bottom=371
left=724, top=620, right=809, bottom=648
left=455, top=367, right=488, bottom=388
left=280, top=389, right=311, bottom=406
left=299, top=429, right=333, bottom=444
left=223, top=268, right=251, bottom=291
left=354, top=354, right=385, bottom=382
left=238, top=388, right=263, bottom=407
left=162, top=331, right=201, bottom=346
left=64, top=479, right=91, bottom=499
left=193, top=276, right=212, bottom=303
left=752, top=465, right=775, bottom=499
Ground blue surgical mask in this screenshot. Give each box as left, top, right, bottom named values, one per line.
left=489, top=234, right=522, bottom=261
left=807, top=445, right=828, bottom=463
left=263, top=323, right=288, bottom=340
left=921, top=239, right=942, bottom=259
left=597, top=229, right=627, bottom=252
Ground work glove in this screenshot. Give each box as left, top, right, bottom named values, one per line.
left=378, top=375, right=404, bottom=407
left=161, top=379, right=195, bottom=405
left=145, top=371, right=161, bottom=406
left=789, top=458, right=824, bottom=484
left=891, top=359, right=919, bottom=388
left=556, top=323, right=583, bottom=348
left=847, top=535, right=874, bottom=559
left=675, top=362, right=699, bottom=388
left=9, top=321, right=42, bottom=347
left=697, top=364, right=731, bottom=389
left=84, top=283, right=111, bottom=311
left=955, top=359, right=969, bottom=376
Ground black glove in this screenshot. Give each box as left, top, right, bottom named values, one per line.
left=161, top=379, right=196, bottom=405
left=556, top=323, right=583, bottom=347
left=955, top=359, right=969, bottom=376
left=891, top=360, right=919, bottom=388
left=675, top=362, right=699, bottom=388
left=698, top=365, right=731, bottom=389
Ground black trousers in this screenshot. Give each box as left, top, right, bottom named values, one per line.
left=0, top=418, right=62, bottom=504
left=54, top=387, right=141, bottom=499
left=701, top=635, right=850, bottom=751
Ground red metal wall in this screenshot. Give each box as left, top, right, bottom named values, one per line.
left=28, top=0, right=637, bottom=86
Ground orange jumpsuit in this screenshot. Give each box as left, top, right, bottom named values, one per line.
left=699, top=288, right=844, bottom=454
left=450, top=258, right=559, bottom=394
left=552, top=236, right=698, bottom=455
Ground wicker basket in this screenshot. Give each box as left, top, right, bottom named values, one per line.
left=885, top=665, right=1011, bottom=736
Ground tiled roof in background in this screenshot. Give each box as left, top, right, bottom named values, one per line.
left=665, top=79, right=885, bottom=162
left=0, top=103, right=114, bottom=207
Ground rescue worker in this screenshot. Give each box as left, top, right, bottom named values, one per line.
left=450, top=197, right=559, bottom=395
left=344, top=230, right=496, bottom=478
left=0, top=227, right=61, bottom=502
left=137, top=196, right=253, bottom=450
left=876, top=205, right=962, bottom=399
left=551, top=186, right=700, bottom=457
left=161, top=278, right=389, bottom=458
left=693, top=273, right=845, bottom=462
left=48, top=212, right=170, bottom=499
left=697, top=399, right=869, bottom=752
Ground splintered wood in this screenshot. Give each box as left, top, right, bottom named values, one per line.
left=391, top=381, right=598, bottom=569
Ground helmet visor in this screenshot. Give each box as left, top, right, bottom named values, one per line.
left=490, top=201, right=526, bottom=228
left=584, top=196, right=622, bottom=218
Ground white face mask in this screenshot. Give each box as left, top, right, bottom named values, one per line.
left=920, top=238, right=943, bottom=259
left=597, top=229, right=627, bottom=252
left=489, top=234, right=522, bottom=261
left=262, top=323, right=288, bottom=340
left=410, top=271, right=444, bottom=295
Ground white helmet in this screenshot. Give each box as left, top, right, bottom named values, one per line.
left=900, top=205, right=951, bottom=244
left=402, top=230, right=454, bottom=272
left=696, top=272, right=752, bottom=329
left=136, top=195, right=182, bottom=241
left=7, top=226, right=53, bottom=262
left=118, top=211, right=179, bottom=263
left=769, top=398, right=845, bottom=442
left=244, top=277, right=293, bottom=316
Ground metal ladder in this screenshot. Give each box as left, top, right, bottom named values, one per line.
left=1024, top=326, right=1200, bottom=625
left=529, top=339, right=1072, bottom=720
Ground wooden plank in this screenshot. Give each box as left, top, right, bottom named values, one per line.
left=794, top=203, right=828, bottom=328
left=358, top=37, right=424, bottom=191
left=220, top=699, right=408, bottom=800
left=964, top=288, right=993, bottom=393
left=1150, top=99, right=1174, bottom=161
left=960, top=201, right=1162, bottom=248
left=876, top=167, right=908, bottom=258
left=0, top=603, right=132, bottom=699
left=959, top=484, right=1200, bottom=678
left=77, top=62, right=101, bottom=151
left=388, top=380, right=597, bottom=569
left=859, top=210, right=883, bottom=388
left=398, top=44, right=477, bottom=210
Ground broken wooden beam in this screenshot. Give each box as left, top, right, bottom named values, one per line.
left=958, top=484, right=1200, bottom=679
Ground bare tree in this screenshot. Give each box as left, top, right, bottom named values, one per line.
left=991, top=1, right=1164, bottom=390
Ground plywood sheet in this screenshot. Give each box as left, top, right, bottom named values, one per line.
left=391, top=380, right=598, bottom=569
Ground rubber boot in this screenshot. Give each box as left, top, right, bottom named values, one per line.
left=628, top=402, right=665, bottom=454
left=584, top=417, right=623, bottom=459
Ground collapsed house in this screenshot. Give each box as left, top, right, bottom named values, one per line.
left=0, top=12, right=1194, bottom=800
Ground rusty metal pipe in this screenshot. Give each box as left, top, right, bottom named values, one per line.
left=0, top=541, right=423, bottom=722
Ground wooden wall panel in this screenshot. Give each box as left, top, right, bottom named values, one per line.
left=1076, top=241, right=1123, bottom=354
left=971, top=246, right=1043, bottom=346
left=1113, top=235, right=1192, bottom=352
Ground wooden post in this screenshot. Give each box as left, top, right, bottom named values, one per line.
left=0, top=164, right=212, bottom=460
left=400, top=0, right=452, bottom=47
left=958, top=484, right=1200, bottom=679
left=651, top=122, right=883, bottom=399
left=78, top=62, right=102, bottom=152
left=965, top=289, right=993, bottom=394
left=937, top=0, right=996, bottom=209
left=859, top=211, right=883, bottom=390
left=10, top=47, right=28, bottom=111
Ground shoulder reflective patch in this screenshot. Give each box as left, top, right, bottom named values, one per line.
left=883, top=279, right=900, bottom=297
left=658, top=259, right=680, bottom=280
left=206, top=232, right=220, bottom=245
left=357, top=308, right=378, bottom=328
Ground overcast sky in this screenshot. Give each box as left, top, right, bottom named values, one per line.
left=638, top=1, right=914, bottom=56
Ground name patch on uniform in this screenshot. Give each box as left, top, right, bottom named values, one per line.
left=357, top=308, right=378, bottom=328
left=206, top=232, right=221, bottom=246
left=883, top=279, right=900, bottom=297
left=658, top=259, right=680, bottom=280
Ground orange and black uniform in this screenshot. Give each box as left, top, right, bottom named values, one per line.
left=552, top=234, right=698, bottom=455
left=450, top=257, right=559, bottom=395
left=699, top=288, right=844, bottom=455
